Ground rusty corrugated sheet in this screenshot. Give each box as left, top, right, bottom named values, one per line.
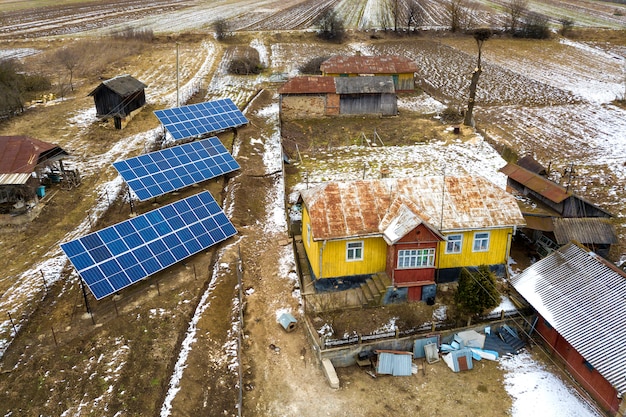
left=0, top=136, right=61, bottom=173
left=300, top=176, right=525, bottom=241
left=517, top=155, right=546, bottom=175
left=277, top=76, right=336, bottom=94
left=500, top=163, right=570, bottom=203
left=320, top=55, right=418, bottom=75
left=552, top=217, right=618, bottom=245
left=510, top=242, right=626, bottom=396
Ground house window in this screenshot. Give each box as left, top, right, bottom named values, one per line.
left=445, top=234, right=463, bottom=254
left=346, top=241, right=363, bottom=261
left=583, top=360, right=594, bottom=372
left=307, top=224, right=311, bottom=247
left=397, top=248, right=435, bottom=268
left=473, top=232, right=490, bottom=252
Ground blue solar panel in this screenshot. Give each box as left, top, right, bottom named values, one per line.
left=113, top=137, right=240, bottom=201
left=60, top=191, right=237, bottom=300
left=154, top=98, right=248, bottom=141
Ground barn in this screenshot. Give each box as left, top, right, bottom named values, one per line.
left=0, top=136, right=69, bottom=218
left=88, top=74, right=147, bottom=129
left=278, top=75, right=397, bottom=119
left=511, top=242, right=626, bottom=416
left=320, top=55, right=418, bottom=92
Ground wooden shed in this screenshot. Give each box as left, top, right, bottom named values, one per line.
left=0, top=135, right=69, bottom=217
left=278, top=75, right=397, bottom=119
left=88, top=74, right=147, bottom=129
left=320, top=55, right=418, bottom=92
left=335, top=76, right=397, bottom=116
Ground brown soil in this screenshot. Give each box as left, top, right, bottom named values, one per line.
left=0, top=3, right=620, bottom=416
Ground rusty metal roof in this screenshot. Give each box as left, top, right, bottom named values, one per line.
left=517, top=154, right=547, bottom=175
left=88, top=74, right=147, bottom=97
left=334, top=76, right=395, bottom=94
left=278, top=76, right=336, bottom=94
left=320, top=55, right=419, bottom=75
left=553, top=217, right=618, bottom=245
left=300, top=176, right=526, bottom=241
left=510, top=242, right=626, bottom=395
left=500, top=163, right=570, bottom=203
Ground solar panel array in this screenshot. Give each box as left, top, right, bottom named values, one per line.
left=113, top=137, right=240, bottom=201
left=154, top=98, right=248, bottom=141
left=60, top=191, right=237, bottom=300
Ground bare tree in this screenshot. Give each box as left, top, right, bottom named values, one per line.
left=392, top=0, right=400, bottom=32
left=317, top=9, right=345, bottom=42
left=464, top=27, right=492, bottom=126
left=0, top=59, right=25, bottom=116
left=447, top=0, right=467, bottom=33
left=505, top=0, right=528, bottom=34
left=54, top=47, right=82, bottom=92
left=213, top=18, right=229, bottom=41
left=406, top=0, right=423, bottom=31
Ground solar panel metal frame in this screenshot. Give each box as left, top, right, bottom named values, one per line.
left=154, top=98, right=248, bottom=141
left=60, top=191, right=237, bottom=300
left=113, top=137, right=240, bottom=201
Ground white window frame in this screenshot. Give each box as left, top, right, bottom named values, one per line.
left=445, top=234, right=463, bottom=254
left=346, top=241, right=364, bottom=261
left=397, top=248, right=435, bottom=269
left=473, top=232, right=490, bottom=252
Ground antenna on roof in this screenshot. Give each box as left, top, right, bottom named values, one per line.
left=440, top=167, right=446, bottom=230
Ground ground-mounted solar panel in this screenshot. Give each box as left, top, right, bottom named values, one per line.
left=60, top=191, right=237, bottom=300
left=113, top=137, right=240, bottom=201
left=154, top=98, right=248, bottom=141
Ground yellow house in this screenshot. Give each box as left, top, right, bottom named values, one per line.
left=299, top=176, right=525, bottom=302
left=320, top=55, right=418, bottom=92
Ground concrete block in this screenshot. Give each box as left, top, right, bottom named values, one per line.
left=322, top=358, right=340, bottom=389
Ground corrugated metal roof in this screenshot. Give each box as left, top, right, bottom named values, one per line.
left=553, top=217, right=618, bottom=245
left=88, top=74, right=147, bottom=97
left=277, top=76, right=336, bottom=94
left=500, top=163, right=570, bottom=203
left=321, top=55, right=418, bottom=75
left=376, top=351, right=413, bottom=376
left=0, top=136, right=67, bottom=184
left=334, top=76, right=395, bottom=94
left=510, top=242, right=626, bottom=395
left=0, top=173, right=31, bottom=185
left=300, top=176, right=526, bottom=241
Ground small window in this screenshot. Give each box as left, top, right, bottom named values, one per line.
left=346, top=241, right=363, bottom=261
left=473, top=232, right=490, bottom=252
left=445, top=234, right=463, bottom=254
left=397, top=248, right=435, bottom=268
left=583, top=360, right=594, bottom=372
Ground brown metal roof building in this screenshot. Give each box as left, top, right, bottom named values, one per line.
left=300, top=176, right=525, bottom=241
left=278, top=75, right=397, bottom=118
left=0, top=136, right=67, bottom=185
left=0, top=136, right=69, bottom=216
left=320, top=55, right=418, bottom=92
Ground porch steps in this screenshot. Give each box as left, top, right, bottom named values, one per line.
left=358, top=273, right=392, bottom=307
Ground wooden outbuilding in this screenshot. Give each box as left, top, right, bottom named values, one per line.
left=278, top=75, right=397, bottom=119
left=0, top=135, right=69, bottom=217
left=499, top=162, right=616, bottom=257
left=511, top=242, right=626, bottom=416
left=320, top=55, right=418, bottom=92
left=88, top=74, right=147, bottom=129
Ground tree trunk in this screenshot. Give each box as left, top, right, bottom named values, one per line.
left=464, top=67, right=481, bottom=126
